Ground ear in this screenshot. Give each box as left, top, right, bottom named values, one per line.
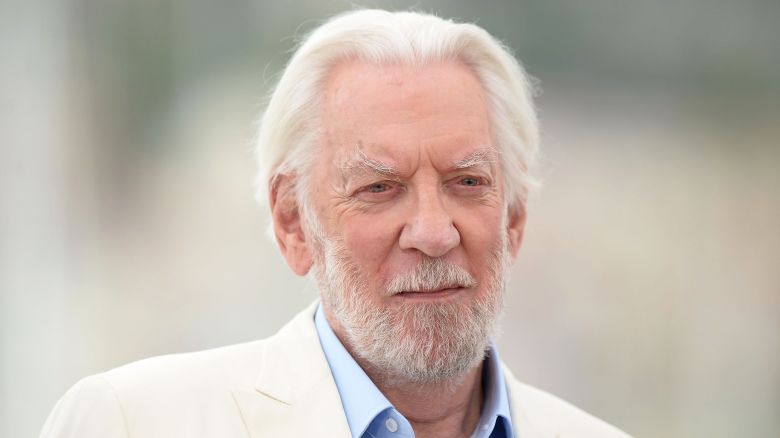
left=269, top=175, right=313, bottom=276
left=506, top=203, right=527, bottom=261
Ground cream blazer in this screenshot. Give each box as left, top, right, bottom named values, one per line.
left=41, top=302, right=631, bottom=437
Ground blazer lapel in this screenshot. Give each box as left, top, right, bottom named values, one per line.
left=232, top=301, right=351, bottom=438
left=503, top=364, right=549, bottom=438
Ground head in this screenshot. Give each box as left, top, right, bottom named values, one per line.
left=257, top=9, right=539, bottom=383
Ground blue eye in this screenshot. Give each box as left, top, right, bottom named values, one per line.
left=367, top=183, right=389, bottom=193
left=355, top=181, right=400, bottom=203
left=460, top=177, right=480, bottom=186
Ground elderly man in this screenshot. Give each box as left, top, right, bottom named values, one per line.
left=42, top=9, right=630, bottom=438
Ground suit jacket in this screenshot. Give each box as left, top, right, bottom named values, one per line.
left=41, top=301, right=631, bottom=437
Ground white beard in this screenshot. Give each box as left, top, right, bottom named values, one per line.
left=310, top=223, right=510, bottom=384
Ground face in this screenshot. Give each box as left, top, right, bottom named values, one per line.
left=275, top=60, right=525, bottom=382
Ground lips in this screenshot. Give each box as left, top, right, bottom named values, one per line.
left=395, top=282, right=468, bottom=294
left=396, top=287, right=466, bottom=299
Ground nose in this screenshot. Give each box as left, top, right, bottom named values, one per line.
left=398, top=189, right=460, bottom=257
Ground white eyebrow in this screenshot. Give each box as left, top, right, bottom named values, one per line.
left=339, top=148, right=401, bottom=178
left=453, top=147, right=499, bottom=170
left=337, top=146, right=497, bottom=179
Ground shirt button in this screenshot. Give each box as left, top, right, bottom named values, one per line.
left=385, top=417, right=398, bottom=432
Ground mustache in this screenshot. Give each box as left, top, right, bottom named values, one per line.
left=385, top=258, right=477, bottom=295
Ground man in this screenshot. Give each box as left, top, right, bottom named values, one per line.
left=41, top=9, right=630, bottom=438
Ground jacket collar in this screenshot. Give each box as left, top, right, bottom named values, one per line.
left=232, top=301, right=351, bottom=437
left=232, top=300, right=553, bottom=438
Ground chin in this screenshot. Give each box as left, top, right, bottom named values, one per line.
left=345, top=296, right=499, bottom=384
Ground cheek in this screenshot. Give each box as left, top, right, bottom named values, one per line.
left=339, top=215, right=399, bottom=274
left=457, top=200, right=503, bottom=236
left=455, top=207, right=505, bottom=268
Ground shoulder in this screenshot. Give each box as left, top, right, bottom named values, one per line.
left=101, top=339, right=266, bottom=394
left=40, top=303, right=322, bottom=438
left=39, top=340, right=266, bottom=438
left=40, top=373, right=129, bottom=438
left=503, top=366, right=632, bottom=438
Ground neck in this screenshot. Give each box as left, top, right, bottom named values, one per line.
left=365, top=362, right=485, bottom=438
left=326, top=309, right=486, bottom=438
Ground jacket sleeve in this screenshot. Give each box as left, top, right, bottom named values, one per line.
left=40, top=375, right=129, bottom=438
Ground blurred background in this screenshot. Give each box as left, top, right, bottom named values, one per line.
left=1, top=0, right=778, bottom=436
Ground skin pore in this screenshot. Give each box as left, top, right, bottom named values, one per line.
left=271, top=59, right=526, bottom=438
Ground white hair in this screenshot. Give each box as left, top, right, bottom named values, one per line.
left=254, top=8, right=540, bottom=215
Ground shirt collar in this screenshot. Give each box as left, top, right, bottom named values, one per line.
left=314, top=304, right=513, bottom=438
left=315, top=304, right=396, bottom=437
left=476, top=342, right=514, bottom=438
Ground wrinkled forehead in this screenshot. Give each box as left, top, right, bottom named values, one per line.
left=318, top=59, right=494, bottom=173
left=323, top=60, right=488, bottom=126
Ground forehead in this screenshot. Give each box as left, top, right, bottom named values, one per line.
left=319, top=59, right=492, bottom=165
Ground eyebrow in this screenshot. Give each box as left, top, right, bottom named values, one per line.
left=453, top=147, right=499, bottom=170
left=337, top=145, right=498, bottom=180
left=339, top=149, right=402, bottom=178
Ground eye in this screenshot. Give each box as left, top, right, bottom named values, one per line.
left=367, top=182, right=390, bottom=193
left=354, top=180, right=402, bottom=202
left=448, top=175, right=491, bottom=196
left=459, top=177, right=481, bottom=187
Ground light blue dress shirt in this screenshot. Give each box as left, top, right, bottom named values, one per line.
left=314, top=305, right=513, bottom=438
